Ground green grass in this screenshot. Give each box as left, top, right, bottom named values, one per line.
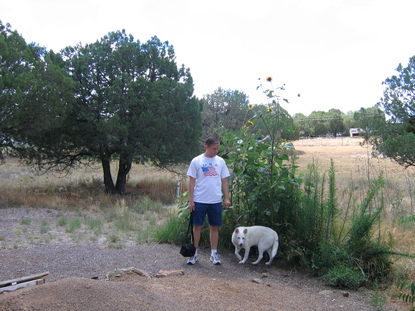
left=154, top=214, right=187, bottom=244
left=85, top=217, right=103, bottom=234
left=57, top=217, right=68, bottom=227
left=66, top=218, right=82, bottom=233
left=108, top=234, right=123, bottom=249
left=20, top=217, right=31, bottom=225
left=40, top=221, right=50, bottom=234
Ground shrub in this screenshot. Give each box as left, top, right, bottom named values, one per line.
left=311, top=244, right=350, bottom=277
left=397, top=281, right=415, bottom=310
left=323, top=265, right=366, bottom=289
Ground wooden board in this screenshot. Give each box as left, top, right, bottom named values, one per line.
left=0, top=278, right=46, bottom=293
left=0, top=272, right=49, bottom=293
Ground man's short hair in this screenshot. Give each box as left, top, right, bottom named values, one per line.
left=205, top=137, right=220, bottom=146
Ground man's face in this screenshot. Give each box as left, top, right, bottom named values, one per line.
left=205, top=143, right=220, bottom=158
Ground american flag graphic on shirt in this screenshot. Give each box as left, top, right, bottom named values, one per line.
left=202, top=166, right=219, bottom=177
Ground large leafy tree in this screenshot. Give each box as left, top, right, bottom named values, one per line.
left=353, top=106, right=384, bottom=138
left=326, top=108, right=345, bottom=137
left=250, top=103, right=299, bottom=141
left=5, top=29, right=202, bottom=194
left=369, top=56, right=415, bottom=167
left=293, top=113, right=311, bottom=137
left=0, top=21, right=74, bottom=159
left=308, top=111, right=328, bottom=137
left=59, top=31, right=202, bottom=194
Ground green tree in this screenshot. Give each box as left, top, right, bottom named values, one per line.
left=201, top=88, right=251, bottom=138
left=63, top=31, right=202, bottom=194
left=0, top=21, right=74, bottom=159
left=308, top=111, right=328, bottom=137
left=327, top=109, right=345, bottom=137
left=369, top=56, right=415, bottom=167
left=353, top=107, right=385, bottom=139
left=5, top=29, right=202, bottom=194
left=293, top=113, right=310, bottom=137
left=253, top=103, right=299, bottom=140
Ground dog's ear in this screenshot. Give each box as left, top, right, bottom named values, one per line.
left=243, top=228, right=248, bottom=234
left=235, top=228, right=239, bottom=233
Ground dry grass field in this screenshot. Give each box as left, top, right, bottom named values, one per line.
left=294, top=137, right=397, bottom=178
left=293, top=137, right=415, bottom=284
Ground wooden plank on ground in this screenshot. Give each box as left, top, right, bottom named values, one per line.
left=0, top=278, right=46, bottom=293
left=0, top=272, right=49, bottom=289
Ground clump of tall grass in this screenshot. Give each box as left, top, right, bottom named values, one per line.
left=85, top=217, right=103, bottom=235
left=131, top=196, right=164, bottom=214
left=40, top=221, right=50, bottom=234
left=20, top=217, right=32, bottom=225
left=57, top=217, right=68, bottom=227
left=322, top=265, right=366, bottom=289
left=108, top=234, right=123, bottom=249
left=136, top=218, right=158, bottom=244
left=154, top=199, right=191, bottom=244
left=65, top=218, right=82, bottom=233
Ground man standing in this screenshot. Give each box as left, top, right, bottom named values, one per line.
left=186, top=137, right=231, bottom=265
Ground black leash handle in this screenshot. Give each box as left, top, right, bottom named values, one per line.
left=188, top=212, right=194, bottom=244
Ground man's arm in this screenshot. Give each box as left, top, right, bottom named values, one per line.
left=188, top=176, right=196, bottom=212
left=222, top=177, right=231, bottom=208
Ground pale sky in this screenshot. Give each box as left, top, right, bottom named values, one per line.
left=2, top=0, right=415, bottom=116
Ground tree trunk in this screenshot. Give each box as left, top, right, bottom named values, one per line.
left=101, top=157, right=116, bottom=194
left=115, top=155, right=132, bottom=195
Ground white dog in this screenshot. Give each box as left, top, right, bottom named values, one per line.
left=231, top=226, right=279, bottom=265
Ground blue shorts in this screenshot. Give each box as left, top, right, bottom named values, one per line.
left=193, top=202, right=223, bottom=227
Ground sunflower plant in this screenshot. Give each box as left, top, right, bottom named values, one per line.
left=221, top=77, right=302, bottom=233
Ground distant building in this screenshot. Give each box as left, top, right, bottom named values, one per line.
left=349, top=128, right=364, bottom=137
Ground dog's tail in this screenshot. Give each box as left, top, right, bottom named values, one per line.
left=271, top=234, right=279, bottom=258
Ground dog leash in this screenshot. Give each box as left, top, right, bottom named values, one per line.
left=187, top=212, right=194, bottom=244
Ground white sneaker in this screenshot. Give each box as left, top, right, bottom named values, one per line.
left=210, top=253, right=221, bottom=265
left=187, top=253, right=198, bottom=265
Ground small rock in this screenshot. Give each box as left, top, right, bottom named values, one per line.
left=130, top=268, right=151, bottom=279
left=156, top=270, right=184, bottom=278
left=105, top=267, right=151, bottom=280
left=252, top=278, right=263, bottom=284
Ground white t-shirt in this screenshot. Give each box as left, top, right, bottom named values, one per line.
left=187, top=154, right=230, bottom=204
